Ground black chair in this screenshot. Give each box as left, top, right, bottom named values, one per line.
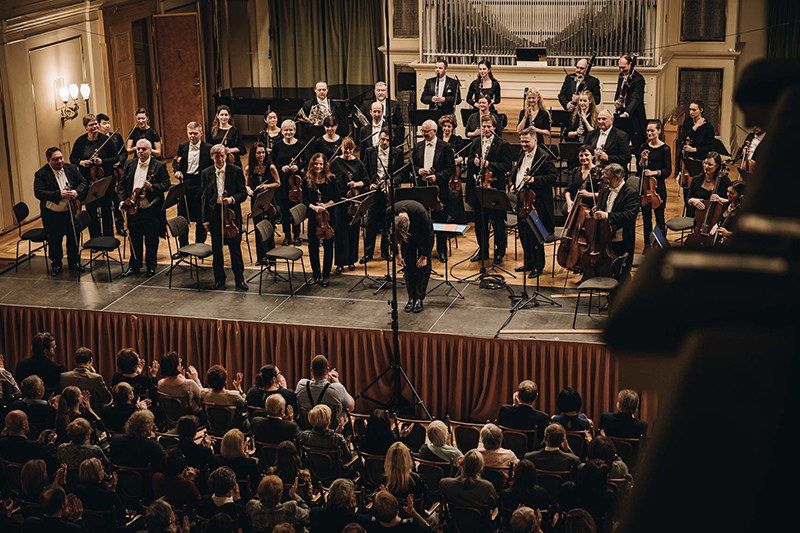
left=11, top=202, right=48, bottom=274
left=75, top=210, right=124, bottom=281
left=165, top=216, right=212, bottom=290
left=254, top=220, right=307, bottom=295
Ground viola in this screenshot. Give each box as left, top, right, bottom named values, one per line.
left=639, top=149, right=663, bottom=209
left=685, top=167, right=729, bottom=248
left=315, top=208, right=334, bottom=240
left=222, top=189, right=239, bottom=239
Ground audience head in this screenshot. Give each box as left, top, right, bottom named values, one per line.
left=162, top=448, right=188, bottom=477
left=78, top=457, right=105, bottom=486
left=308, top=404, right=332, bottom=431
left=587, top=437, right=618, bottom=468
left=266, top=393, right=286, bottom=417
left=32, top=332, right=56, bottom=358
left=67, top=418, right=92, bottom=445
left=327, top=478, right=356, bottom=509
left=145, top=499, right=175, bottom=533
left=116, top=348, right=141, bottom=375
left=577, top=458, right=611, bottom=493
left=257, top=474, right=283, bottom=508
left=372, top=491, right=400, bottom=523
left=564, top=509, right=598, bottom=533
left=20, top=375, right=45, bottom=400
left=5, top=410, right=29, bottom=436
left=460, top=449, right=484, bottom=487
left=125, top=409, right=155, bottom=438
left=557, top=387, right=583, bottom=414
left=480, top=423, right=503, bottom=451
left=517, top=380, right=539, bottom=404
left=221, top=428, right=247, bottom=460
left=160, top=352, right=182, bottom=377
left=177, top=415, right=201, bottom=442
left=617, top=389, right=639, bottom=414
left=385, top=442, right=414, bottom=493
left=41, top=485, right=67, bottom=517
left=20, top=459, right=48, bottom=499
left=510, top=459, right=539, bottom=490
left=206, top=365, right=228, bottom=391
left=427, top=420, right=449, bottom=446
left=544, top=423, right=567, bottom=448
left=208, top=466, right=237, bottom=497
left=112, top=382, right=135, bottom=406
left=206, top=514, right=235, bottom=533
left=311, top=354, right=329, bottom=378
left=510, top=506, right=540, bottom=533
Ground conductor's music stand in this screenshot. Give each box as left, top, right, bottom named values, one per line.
left=462, top=186, right=517, bottom=286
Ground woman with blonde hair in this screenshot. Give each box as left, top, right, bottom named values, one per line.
left=209, top=428, right=261, bottom=498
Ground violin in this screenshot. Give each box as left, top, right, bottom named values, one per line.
left=639, top=149, right=662, bottom=209
left=222, top=189, right=239, bottom=239
left=287, top=137, right=317, bottom=204
left=579, top=178, right=618, bottom=283
left=685, top=167, right=729, bottom=248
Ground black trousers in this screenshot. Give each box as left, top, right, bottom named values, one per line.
left=334, top=206, right=360, bottom=267
left=209, top=204, right=245, bottom=284
left=403, top=248, right=432, bottom=301
left=364, top=191, right=389, bottom=259
left=128, top=205, right=161, bottom=272
left=279, top=197, right=301, bottom=242
left=307, top=218, right=334, bottom=279
left=42, top=208, right=79, bottom=267
left=518, top=217, right=545, bottom=271
left=641, top=180, right=667, bottom=248
left=87, top=188, right=114, bottom=238
left=472, top=201, right=506, bottom=258
left=177, top=174, right=207, bottom=246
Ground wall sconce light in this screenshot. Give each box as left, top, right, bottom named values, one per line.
left=59, top=82, right=90, bottom=124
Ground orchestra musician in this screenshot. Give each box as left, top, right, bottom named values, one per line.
left=33, top=147, right=87, bottom=276
left=686, top=151, right=731, bottom=219
left=467, top=114, right=512, bottom=265
left=314, top=116, right=342, bottom=161
left=118, top=139, right=171, bottom=278
left=70, top=114, right=117, bottom=238
left=125, top=108, right=162, bottom=158
left=563, top=91, right=598, bottom=144
left=681, top=100, right=715, bottom=160
left=412, top=119, right=456, bottom=263
left=271, top=119, right=306, bottom=246
left=465, top=95, right=494, bottom=139
left=638, top=119, right=672, bottom=246
left=509, top=128, right=557, bottom=276
left=388, top=199, right=434, bottom=314
left=304, top=153, right=341, bottom=287
left=420, top=59, right=462, bottom=114
left=516, top=87, right=551, bottom=144
left=614, top=54, right=647, bottom=148
left=173, top=121, right=213, bottom=247
left=438, top=114, right=467, bottom=224
left=558, top=57, right=602, bottom=111
left=360, top=81, right=404, bottom=136
left=585, top=110, right=632, bottom=168
left=208, top=105, right=246, bottom=169
left=331, top=137, right=366, bottom=273
left=564, top=145, right=602, bottom=214
left=467, top=60, right=501, bottom=112
left=739, top=126, right=766, bottom=168
left=361, top=128, right=404, bottom=264
left=591, top=163, right=640, bottom=282
left=257, top=110, right=282, bottom=154
left=245, top=141, right=280, bottom=264
left=97, top=113, right=128, bottom=237
left=201, top=144, right=248, bottom=291
left=710, top=181, right=745, bottom=244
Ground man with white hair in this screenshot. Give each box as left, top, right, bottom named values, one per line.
left=411, top=119, right=455, bottom=262
left=117, top=138, right=171, bottom=277
left=585, top=109, right=632, bottom=168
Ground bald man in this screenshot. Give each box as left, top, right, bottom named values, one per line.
left=585, top=110, right=632, bottom=168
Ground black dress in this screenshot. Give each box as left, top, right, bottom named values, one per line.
left=638, top=142, right=672, bottom=242
left=248, top=158, right=279, bottom=260
left=271, top=139, right=307, bottom=241
left=314, top=136, right=342, bottom=161
left=303, top=178, right=341, bottom=279
left=331, top=157, right=367, bottom=267
left=517, top=108, right=551, bottom=145
left=209, top=126, right=246, bottom=168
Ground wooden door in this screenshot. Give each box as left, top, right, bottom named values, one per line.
left=153, top=13, right=204, bottom=159
left=107, top=20, right=137, bottom=140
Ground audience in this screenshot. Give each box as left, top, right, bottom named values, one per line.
left=246, top=364, right=298, bottom=415
left=308, top=478, right=372, bottom=533
left=0, top=410, right=57, bottom=472
left=246, top=474, right=309, bottom=531
left=109, top=409, right=163, bottom=469
left=266, top=441, right=312, bottom=504
left=370, top=490, right=429, bottom=532
left=299, top=404, right=354, bottom=477
left=418, top=420, right=462, bottom=465
left=440, top=450, right=498, bottom=527
left=152, top=448, right=201, bottom=510
left=22, top=486, right=83, bottom=533
left=251, top=394, right=301, bottom=444
left=157, top=352, right=202, bottom=412
left=196, top=466, right=249, bottom=531
left=111, top=348, right=159, bottom=400
left=11, top=375, right=56, bottom=438
left=57, top=418, right=109, bottom=468
left=102, top=382, right=147, bottom=434
left=295, top=355, right=353, bottom=421
left=599, top=389, right=648, bottom=439
left=209, top=429, right=262, bottom=498
left=500, top=459, right=552, bottom=518
left=59, top=347, right=112, bottom=406
left=177, top=414, right=214, bottom=469
left=552, top=388, right=592, bottom=431
left=15, top=333, right=66, bottom=390
left=201, top=365, right=247, bottom=428
left=524, top=424, right=580, bottom=473
left=73, top=457, right=126, bottom=527
left=358, top=409, right=398, bottom=455
left=497, top=380, right=550, bottom=446
left=477, top=423, right=519, bottom=474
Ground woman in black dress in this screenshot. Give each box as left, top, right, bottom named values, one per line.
left=563, top=90, right=598, bottom=144
left=467, top=59, right=501, bottom=112
left=304, top=153, right=341, bottom=287
left=245, top=141, right=281, bottom=263
left=209, top=104, right=246, bottom=168
left=314, top=115, right=342, bottom=160
left=687, top=151, right=730, bottom=219
left=516, top=87, right=551, bottom=145
left=256, top=110, right=282, bottom=155
left=638, top=119, right=672, bottom=245
left=330, top=137, right=366, bottom=273
left=126, top=107, right=162, bottom=158
left=271, top=119, right=307, bottom=246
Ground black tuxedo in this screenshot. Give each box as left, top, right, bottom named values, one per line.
left=597, top=180, right=640, bottom=281
left=420, top=75, right=462, bottom=114
left=117, top=157, right=171, bottom=272
left=585, top=127, right=632, bottom=168
left=173, top=141, right=214, bottom=245
left=387, top=200, right=434, bottom=301
left=362, top=146, right=405, bottom=260
left=509, top=146, right=557, bottom=270
left=558, top=73, right=602, bottom=110
left=33, top=163, right=87, bottom=268
left=201, top=164, right=247, bottom=284
left=70, top=133, right=118, bottom=238
left=412, top=138, right=456, bottom=255
left=614, top=71, right=647, bottom=147
left=497, top=404, right=550, bottom=449
left=467, top=136, right=512, bottom=258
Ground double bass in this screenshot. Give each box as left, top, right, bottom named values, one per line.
left=639, top=149, right=662, bottom=209
left=684, top=166, right=730, bottom=248
left=579, top=177, right=618, bottom=283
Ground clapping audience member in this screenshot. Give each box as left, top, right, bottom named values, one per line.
left=500, top=459, right=552, bottom=519
left=552, top=388, right=592, bottom=431
left=440, top=450, right=499, bottom=528
left=152, top=448, right=201, bottom=511
left=598, top=389, right=648, bottom=439
left=57, top=418, right=109, bottom=468
left=177, top=414, right=214, bottom=469
left=308, top=478, right=372, bottom=533
left=251, top=394, right=300, bottom=445
left=109, top=409, right=163, bottom=469
left=523, top=423, right=580, bottom=473
left=370, top=491, right=429, bottom=532
left=102, top=382, right=148, bottom=434
left=157, top=352, right=202, bottom=412
left=497, top=380, right=550, bottom=446
left=477, top=423, right=518, bottom=474
left=112, top=348, right=158, bottom=400
left=358, top=409, right=398, bottom=455
left=196, top=466, right=249, bottom=531
left=246, top=474, right=309, bottom=531
left=210, top=429, right=261, bottom=498
left=22, top=486, right=83, bottom=533
left=246, top=364, right=298, bottom=416
left=266, top=441, right=312, bottom=504
left=73, top=457, right=126, bottom=527
left=12, top=376, right=56, bottom=438
left=418, top=420, right=462, bottom=465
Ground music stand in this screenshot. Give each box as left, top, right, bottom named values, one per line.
left=348, top=194, right=385, bottom=293
left=462, top=187, right=517, bottom=285
left=426, top=223, right=468, bottom=299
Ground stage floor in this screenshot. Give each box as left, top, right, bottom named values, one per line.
left=0, top=256, right=606, bottom=342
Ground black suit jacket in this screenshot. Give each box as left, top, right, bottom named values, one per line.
left=411, top=138, right=455, bottom=205
left=497, top=404, right=550, bottom=446
left=615, top=71, right=647, bottom=132
left=387, top=200, right=434, bottom=260
left=509, top=146, right=557, bottom=231
left=598, top=181, right=640, bottom=255
left=251, top=416, right=301, bottom=444
left=466, top=136, right=513, bottom=203
left=599, top=411, right=648, bottom=439
left=420, top=75, right=462, bottom=114
left=172, top=141, right=213, bottom=177
left=585, top=127, right=632, bottom=167
left=33, top=163, right=87, bottom=208
left=116, top=157, right=171, bottom=210
left=362, top=146, right=405, bottom=187
left=558, top=74, right=602, bottom=109
left=200, top=164, right=248, bottom=226
left=361, top=98, right=404, bottom=129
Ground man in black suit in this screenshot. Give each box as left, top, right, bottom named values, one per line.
left=591, top=163, right=640, bottom=282
left=388, top=200, right=434, bottom=313
left=523, top=423, right=581, bottom=472
left=614, top=54, right=647, bottom=148
left=466, top=114, right=512, bottom=264
left=361, top=81, right=404, bottom=134
left=585, top=110, right=632, bottom=168
left=97, top=113, right=128, bottom=236
left=0, top=410, right=58, bottom=474
left=420, top=59, right=462, bottom=114
left=251, top=394, right=301, bottom=444
left=497, top=380, right=550, bottom=449
left=15, top=332, right=66, bottom=391
left=509, top=128, right=557, bottom=275
left=361, top=129, right=405, bottom=263
left=118, top=139, right=171, bottom=277
left=33, top=147, right=87, bottom=276
left=173, top=121, right=214, bottom=246
left=202, top=144, right=248, bottom=290
left=599, top=389, right=648, bottom=439
left=558, top=57, right=601, bottom=111
left=411, top=119, right=456, bottom=262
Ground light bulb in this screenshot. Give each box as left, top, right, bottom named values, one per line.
left=80, top=84, right=90, bottom=100
left=59, top=86, right=70, bottom=103
left=68, top=84, right=79, bottom=100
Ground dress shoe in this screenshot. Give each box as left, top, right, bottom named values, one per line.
left=359, top=255, right=372, bottom=264
left=412, top=299, right=424, bottom=313
left=335, top=266, right=344, bottom=274
left=438, top=252, right=447, bottom=263
left=121, top=267, right=140, bottom=277
left=404, top=300, right=414, bottom=312
left=69, top=263, right=86, bottom=273
left=50, top=265, right=62, bottom=277
left=320, top=279, right=330, bottom=288
left=211, top=280, right=226, bottom=290
left=147, top=269, right=156, bottom=277
left=493, top=255, right=505, bottom=265
left=235, top=280, right=249, bottom=291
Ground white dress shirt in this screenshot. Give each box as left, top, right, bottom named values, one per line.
left=605, top=180, right=625, bottom=242
left=133, top=158, right=153, bottom=209
left=186, top=142, right=201, bottom=174
left=215, top=164, right=226, bottom=204
left=46, top=167, right=70, bottom=212
left=423, top=137, right=437, bottom=170
left=515, top=151, right=535, bottom=190
left=595, top=127, right=611, bottom=150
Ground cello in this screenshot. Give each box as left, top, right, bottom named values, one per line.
left=579, top=177, right=618, bottom=283
left=639, top=149, right=662, bottom=209
left=684, top=166, right=730, bottom=248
